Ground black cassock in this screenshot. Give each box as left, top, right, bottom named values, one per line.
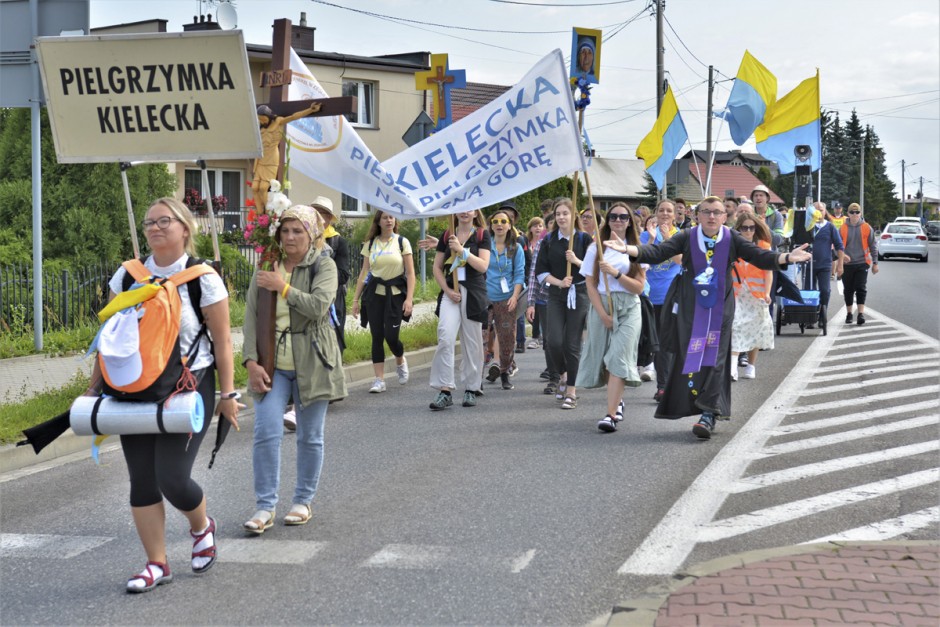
left=634, top=228, right=783, bottom=420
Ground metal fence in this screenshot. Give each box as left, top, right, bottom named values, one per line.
left=0, top=261, right=115, bottom=333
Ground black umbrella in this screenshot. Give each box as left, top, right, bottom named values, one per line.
left=775, top=271, right=805, bottom=304
left=17, top=410, right=71, bottom=455
left=208, top=412, right=234, bottom=469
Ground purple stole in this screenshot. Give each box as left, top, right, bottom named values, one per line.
left=682, top=226, right=731, bottom=374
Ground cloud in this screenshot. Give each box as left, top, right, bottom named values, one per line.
left=889, top=11, right=940, bottom=28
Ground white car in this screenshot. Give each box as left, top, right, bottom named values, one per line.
left=878, top=223, right=929, bottom=262
left=892, top=217, right=923, bottom=225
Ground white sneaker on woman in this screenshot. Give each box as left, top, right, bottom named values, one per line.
left=396, top=359, right=409, bottom=385
left=369, top=378, right=387, bottom=393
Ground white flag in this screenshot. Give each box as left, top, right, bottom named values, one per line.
left=287, top=49, right=586, bottom=217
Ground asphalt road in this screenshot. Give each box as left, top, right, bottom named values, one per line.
left=1, top=249, right=937, bottom=625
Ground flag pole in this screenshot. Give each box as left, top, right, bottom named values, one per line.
left=685, top=136, right=706, bottom=198
left=704, top=115, right=726, bottom=198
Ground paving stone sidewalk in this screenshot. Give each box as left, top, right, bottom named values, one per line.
left=609, top=541, right=939, bottom=626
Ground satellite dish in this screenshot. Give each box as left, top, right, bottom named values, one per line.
left=216, top=1, right=238, bottom=30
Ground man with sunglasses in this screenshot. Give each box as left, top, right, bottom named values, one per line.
left=839, top=203, right=879, bottom=325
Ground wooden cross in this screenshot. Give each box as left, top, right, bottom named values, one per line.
left=254, top=18, right=358, bottom=379
left=252, top=18, right=357, bottom=211
left=415, top=53, right=466, bottom=130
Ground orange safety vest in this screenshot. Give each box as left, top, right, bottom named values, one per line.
left=733, top=239, right=771, bottom=300
left=839, top=221, right=873, bottom=266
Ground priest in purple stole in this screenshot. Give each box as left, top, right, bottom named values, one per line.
left=605, top=197, right=812, bottom=439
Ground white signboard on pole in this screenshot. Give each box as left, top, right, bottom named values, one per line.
left=35, top=30, right=262, bottom=163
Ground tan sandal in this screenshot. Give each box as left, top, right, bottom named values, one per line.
left=243, top=510, right=275, bottom=535
left=284, top=503, right=311, bottom=526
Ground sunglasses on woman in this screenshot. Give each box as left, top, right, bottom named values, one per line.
left=607, top=213, right=631, bottom=222
left=490, top=218, right=511, bottom=225
left=739, top=224, right=756, bottom=232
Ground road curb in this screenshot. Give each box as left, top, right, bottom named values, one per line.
left=0, top=344, right=445, bottom=476
left=605, top=540, right=940, bottom=626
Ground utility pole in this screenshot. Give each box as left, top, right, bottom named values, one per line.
left=705, top=64, right=714, bottom=196
left=918, top=176, right=924, bottom=220
left=859, top=143, right=864, bottom=210
left=901, top=159, right=906, bottom=216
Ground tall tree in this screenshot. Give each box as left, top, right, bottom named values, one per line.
left=0, top=108, right=176, bottom=266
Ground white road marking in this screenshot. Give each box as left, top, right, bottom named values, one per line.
left=788, top=386, right=940, bottom=414
left=763, top=415, right=938, bottom=455
left=1, top=533, right=113, bottom=559
left=813, top=354, right=937, bottom=373
left=832, top=329, right=905, bottom=343
left=827, top=336, right=913, bottom=350
left=808, top=358, right=939, bottom=382
left=619, top=306, right=938, bottom=576
left=773, top=400, right=940, bottom=434
left=806, top=506, right=940, bottom=543
left=617, top=308, right=841, bottom=576
left=698, top=468, right=940, bottom=542
left=364, top=544, right=453, bottom=569
left=509, top=549, right=537, bottom=573
left=800, top=372, right=938, bottom=395
left=821, top=345, right=933, bottom=362
left=729, top=441, right=940, bottom=493
left=191, top=539, right=328, bottom=564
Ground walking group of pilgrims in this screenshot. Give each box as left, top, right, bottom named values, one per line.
left=90, top=186, right=849, bottom=595
left=394, top=188, right=814, bottom=440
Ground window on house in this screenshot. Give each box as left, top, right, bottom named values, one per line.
left=342, top=80, right=376, bottom=128
left=183, top=168, right=244, bottom=230
left=341, top=193, right=369, bottom=216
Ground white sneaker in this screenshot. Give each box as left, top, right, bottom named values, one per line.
left=730, top=362, right=738, bottom=382
left=283, top=409, right=297, bottom=431
left=396, top=359, right=409, bottom=385
left=640, top=365, right=655, bottom=382
left=742, top=364, right=756, bottom=379
left=369, top=378, right=387, bottom=393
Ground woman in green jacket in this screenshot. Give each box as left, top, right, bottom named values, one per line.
left=242, top=205, right=346, bottom=533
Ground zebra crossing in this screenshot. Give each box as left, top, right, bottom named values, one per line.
left=0, top=532, right=539, bottom=573
left=619, top=306, right=940, bottom=575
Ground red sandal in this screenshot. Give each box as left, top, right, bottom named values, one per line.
left=191, top=516, right=217, bottom=574
left=126, top=560, right=172, bottom=593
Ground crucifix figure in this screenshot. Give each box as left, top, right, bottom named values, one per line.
left=252, top=18, right=358, bottom=378
left=415, top=53, right=466, bottom=130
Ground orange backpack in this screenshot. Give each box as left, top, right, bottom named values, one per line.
left=98, top=258, right=216, bottom=402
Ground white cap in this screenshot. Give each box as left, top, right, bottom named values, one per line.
left=99, top=309, right=142, bottom=388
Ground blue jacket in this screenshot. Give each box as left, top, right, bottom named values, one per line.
left=811, top=221, right=844, bottom=269
left=486, top=240, right=525, bottom=302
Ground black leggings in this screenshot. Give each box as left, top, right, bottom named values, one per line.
left=366, top=290, right=405, bottom=364
left=121, top=368, right=214, bottom=510
left=842, top=264, right=870, bottom=307
left=544, top=285, right=589, bottom=387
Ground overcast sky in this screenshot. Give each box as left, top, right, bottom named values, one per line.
left=90, top=0, right=940, bottom=204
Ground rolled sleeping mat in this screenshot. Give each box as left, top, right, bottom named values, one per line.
left=70, top=392, right=204, bottom=436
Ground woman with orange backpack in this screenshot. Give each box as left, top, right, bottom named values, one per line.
left=86, top=197, right=239, bottom=593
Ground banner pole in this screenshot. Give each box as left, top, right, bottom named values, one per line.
left=583, top=169, right=611, bottom=315
left=120, top=163, right=140, bottom=260
left=199, top=160, right=222, bottom=266
left=567, top=108, right=585, bottom=277
left=450, top=214, right=459, bottom=292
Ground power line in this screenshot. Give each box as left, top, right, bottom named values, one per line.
left=310, top=0, right=624, bottom=34
left=487, top=0, right=644, bottom=6
left=824, top=89, right=940, bottom=106
left=663, top=14, right=709, bottom=69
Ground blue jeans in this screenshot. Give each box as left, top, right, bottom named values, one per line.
left=253, top=369, right=327, bottom=511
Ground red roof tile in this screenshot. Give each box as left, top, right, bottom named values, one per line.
left=690, top=163, right=785, bottom=204
left=431, top=82, right=511, bottom=123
